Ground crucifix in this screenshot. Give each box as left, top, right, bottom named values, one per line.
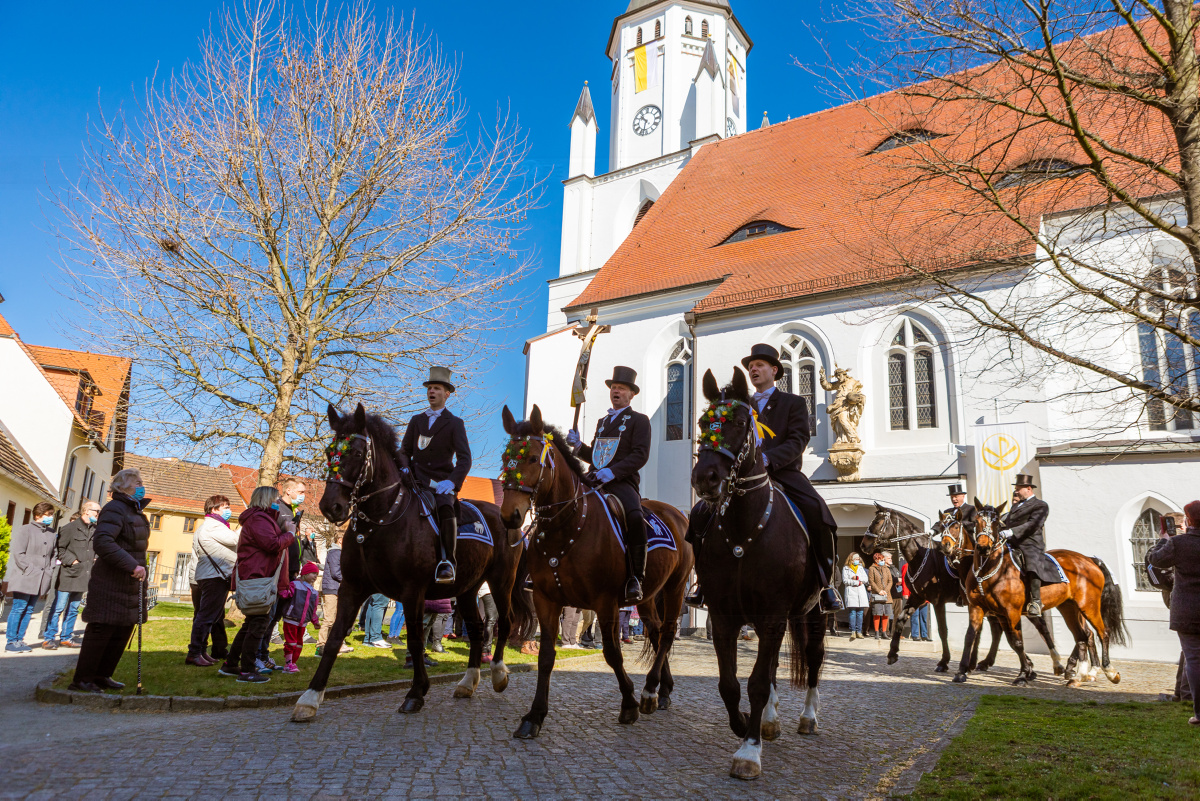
left=570, top=311, right=610, bottom=432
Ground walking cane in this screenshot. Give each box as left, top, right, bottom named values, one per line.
left=136, top=574, right=145, bottom=695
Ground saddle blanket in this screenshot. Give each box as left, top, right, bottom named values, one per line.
left=418, top=495, right=492, bottom=547
left=1008, top=548, right=1066, bottom=584
left=599, top=501, right=677, bottom=553
left=776, top=486, right=810, bottom=540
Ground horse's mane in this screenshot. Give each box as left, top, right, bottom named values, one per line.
left=509, top=420, right=588, bottom=481
left=330, top=408, right=404, bottom=467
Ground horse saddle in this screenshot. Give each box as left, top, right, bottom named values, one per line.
left=604, top=493, right=628, bottom=532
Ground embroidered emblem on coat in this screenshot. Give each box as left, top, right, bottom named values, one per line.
left=592, top=437, right=620, bottom=468
left=417, top=435, right=432, bottom=450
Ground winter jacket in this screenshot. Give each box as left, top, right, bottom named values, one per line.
left=842, top=563, right=869, bottom=608
left=1148, top=527, right=1200, bottom=635
left=234, top=507, right=295, bottom=596
left=83, top=493, right=150, bottom=626
left=282, top=580, right=320, bottom=627
left=868, top=563, right=893, bottom=602
left=5, top=520, right=57, bottom=596
left=55, top=519, right=95, bottom=593
left=321, top=546, right=343, bottom=595
left=192, top=514, right=240, bottom=583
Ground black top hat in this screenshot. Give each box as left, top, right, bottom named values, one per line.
left=1013, top=473, right=1037, bottom=489
left=423, top=366, right=455, bottom=393
left=605, top=366, right=640, bottom=395
left=741, top=343, right=783, bottom=373
left=947, top=483, right=966, bottom=497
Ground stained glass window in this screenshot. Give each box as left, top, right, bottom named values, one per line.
left=915, top=350, right=936, bottom=428
left=1131, top=509, right=1163, bottom=592
left=889, top=353, right=909, bottom=430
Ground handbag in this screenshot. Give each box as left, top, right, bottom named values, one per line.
left=234, top=556, right=284, bottom=616
left=870, top=593, right=887, bottom=603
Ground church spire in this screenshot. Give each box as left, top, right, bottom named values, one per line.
left=571, top=81, right=596, bottom=126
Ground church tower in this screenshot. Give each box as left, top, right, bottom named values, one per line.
left=605, top=0, right=752, bottom=170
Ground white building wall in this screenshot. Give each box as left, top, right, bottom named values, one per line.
left=0, top=339, right=73, bottom=493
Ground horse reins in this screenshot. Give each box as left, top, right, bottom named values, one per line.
left=326, top=432, right=407, bottom=543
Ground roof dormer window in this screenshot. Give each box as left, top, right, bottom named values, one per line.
left=871, top=129, right=942, bottom=153
left=994, top=158, right=1087, bottom=189
left=721, top=220, right=795, bottom=245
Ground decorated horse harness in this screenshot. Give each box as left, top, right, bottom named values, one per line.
left=325, top=432, right=408, bottom=543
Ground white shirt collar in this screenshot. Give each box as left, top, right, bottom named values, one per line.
left=425, top=406, right=445, bottom=420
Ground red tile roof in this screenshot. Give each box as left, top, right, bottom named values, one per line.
left=125, top=454, right=248, bottom=516
left=24, top=345, right=132, bottom=441
left=0, top=426, right=56, bottom=503
left=220, top=464, right=328, bottom=521
left=0, top=314, right=15, bottom=337
left=568, top=23, right=1169, bottom=316
left=461, top=475, right=504, bottom=506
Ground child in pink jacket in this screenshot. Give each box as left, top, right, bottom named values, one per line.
left=281, top=562, right=321, bottom=673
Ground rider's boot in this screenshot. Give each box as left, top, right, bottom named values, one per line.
left=684, top=531, right=704, bottom=608
left=815, top=526, right=844, bottom=613
left=435, top=507, right=457, bottom=584
left=684, top=502, right=708, bottom=608
left=624, top=510, right=647, bottom=605
left=1024, top=574, right=1042, bottom=616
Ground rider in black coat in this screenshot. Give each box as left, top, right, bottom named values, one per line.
left=568, top=366, right=651, bottom=604
left=1000, top=474, right=1059, bottom=615
left=400, top=367, right=472, bottom=583
left=931, top=483, right=977, bottom=538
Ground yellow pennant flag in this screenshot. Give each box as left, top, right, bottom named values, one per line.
left=634, top=45, right=648, bottom=93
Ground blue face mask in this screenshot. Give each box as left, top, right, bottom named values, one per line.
left=270, top=503, right=279, bottom=511
left=220, top=508, right=232, bottom=522
left=132, top=487, right=146, bottom=501
left=87, top=515, right=98, bottom=525
left=40, top=516, right=55, bottom=526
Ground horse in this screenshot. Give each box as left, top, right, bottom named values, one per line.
left=690, top=368, right=827, bottom=781
left=498, top=404, right=692, bottom=739
left=861, top=504, right=1064, bottom=676
left=291, top=403, right=531, bottom=721
left=956, top=501, right=1128, bottom=687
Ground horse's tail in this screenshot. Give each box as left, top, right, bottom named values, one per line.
left=638, top=592, right=667, bottom=665
left=1092, top=557, right=1129, bottom=647
left=508, top=542, right=536, bottom=642
left=787, top=614, right=811, bottom=690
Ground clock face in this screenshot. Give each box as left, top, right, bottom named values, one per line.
left=726, top=117, right=736, bottom=137
left=633, top=105, right=661, bottom=136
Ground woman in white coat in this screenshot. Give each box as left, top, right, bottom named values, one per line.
left=841, top=553, right=870, bottom=640
left=186, top=495, right=240, bottom=666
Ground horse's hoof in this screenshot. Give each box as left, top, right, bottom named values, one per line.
left=1013, top=677, right=1028, bottom=686
left=1067, top=678, right=1082, bottom=689
left=1028, top=671, right=1038, bottom=682
left=1054, top=664, right=1065, bottom=676
left=730, top=741, right=762, bottom=780
left=657, top=694, right=671, bottom=711
left=976, top=662, right=992, bottom=673
left=398, top=697, right=424, bottom=714
left=618, top=705, right=640, bottom=725
left=291, top=688, right=323, bottom=722
left=761, top=720, right=781, bottom=741
left=639, top=691, right=658, bottom=715
left=513, top=720, right=541, bottom=739
left=887, top=654, right=898, bottom=665
left=1108, top=672, right=1121, bottom=685
left=953, top=673, right=968, bottom=684
left=797, top=716, right=818, bottom=735
left=491, top=662, right=510, bottom=693
left=452, top=685, right=475, bottom=699
left=934, top=663, right=949, bottom=673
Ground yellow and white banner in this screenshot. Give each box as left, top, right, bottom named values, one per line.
left=972, top=422, right=1029, bottom=508
left=633, top=45, right=660, bottom=93
left=728, top=58, right=740, bottom=114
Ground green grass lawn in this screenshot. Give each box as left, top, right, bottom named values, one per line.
left=910, top=695, right=1200, bottom=800
left=56, top=614, right=591, bottom=698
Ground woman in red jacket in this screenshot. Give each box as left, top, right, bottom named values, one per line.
left=218, top=487, right=295, bottom=683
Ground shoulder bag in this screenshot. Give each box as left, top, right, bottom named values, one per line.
left=235, top=556, right=284, bottom=616
left=197, top=536, right=230, bottom=583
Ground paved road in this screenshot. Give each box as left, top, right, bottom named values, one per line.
left=0, top=636, right=1177, bottom=799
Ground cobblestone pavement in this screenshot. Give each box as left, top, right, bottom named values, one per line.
left=0, top=635, right=1177, bottom=800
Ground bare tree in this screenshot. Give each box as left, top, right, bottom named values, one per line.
left=817, top=0, right=1200, bottom=435
left=57, top=1, right=538, bottom=483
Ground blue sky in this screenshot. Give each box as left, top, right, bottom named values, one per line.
left=0, top=1, right=865, bottom=476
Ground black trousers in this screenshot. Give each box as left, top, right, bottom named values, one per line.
left=73, top=623, right=134, bottom=684
left=189, top=578, right=230, bottom=658
left=605, top=482, right=646, bottom=552
left=783, top=490, right=838, bottom=584
left=256, top=600, right=284, bottom=661
left=227, top=613, right=272, bottom=673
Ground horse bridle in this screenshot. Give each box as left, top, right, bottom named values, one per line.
left=325, top=432, right=405, bottom=543
left=698, top=397, right=771, bottom=517
left=971, top=509, right=1007, bottom=582
left=502, top=436, right=594, bottom=530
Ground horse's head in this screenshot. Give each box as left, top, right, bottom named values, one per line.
left=499, top=404, right=558, bottom=529
left=691, top=368, right=756, bottom=506
left=320, top=402, right=371, bottom=524
left=972, top=499, right=1008, bottom=560
left=936, top=507, right=968, bottom=558
left=861, top=502, right=898, bottom=554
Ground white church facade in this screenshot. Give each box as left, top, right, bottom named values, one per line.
left=525, top=0, right=1191, bottom=662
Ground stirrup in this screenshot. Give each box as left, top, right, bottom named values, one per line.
left=684, top=591, right=705, bottom=609
left=435, top=560, right=455, bottom=584
left=624, top=578, right=644, bottom=605
left=819, top=586, right=844, bottom=613
left=1024, top=600, right=1043, bottom=617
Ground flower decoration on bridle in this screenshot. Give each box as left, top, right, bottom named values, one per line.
left=499, top=432, right=555, bottom=489
left=698, top=400, right=775, bottom=454
left=324, top=436, right=354, bottom=479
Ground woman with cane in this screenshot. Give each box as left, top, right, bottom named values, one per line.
left=71, top=468, right=151, bottom=693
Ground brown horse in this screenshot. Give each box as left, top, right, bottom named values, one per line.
left=292, top=403, right=530, bottom=721
left=955, top=501, right=1128, bottom=687
left=498, top=405, right=693, bottom=739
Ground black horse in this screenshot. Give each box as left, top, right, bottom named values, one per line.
left=291, top=403, right=531, bottom=721
left=690, top=368, right=826, bottom=781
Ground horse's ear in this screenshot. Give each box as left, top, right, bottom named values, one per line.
left=702, top=369, right=720, bottom=403
left=353, top=403, right=367, bottom=432
left=973, top=496, right=983, bottom=510
left=530, top=405, right=544, bottom=434
left=502, top=405, right=516, bottom=435
left=731, top=367, right=749, bottom=400
left=327, top=403, right=341, bottom=430
left=996, top=501, right=1008, bottom=517
left=874, top=501, right=885, bottom=512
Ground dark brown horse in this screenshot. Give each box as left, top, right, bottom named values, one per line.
left=690, top=369, right=827, bottom=781
left=292, top=403, right=531, bottom=721
left=954, top=501, right=1128, bottom=687
left=861, top=505, right=1065, bottom=676
left=498, top=405, right=692, bottom=739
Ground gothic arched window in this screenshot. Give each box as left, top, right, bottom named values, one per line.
left=1138, top=259, right=1197, bottom=432
left=777, top=336, right=819, bottom=437
left=888, top=318, right=939, bottom=430
left=1131, top=508, right=1163, bottom=591
left=684, top=16, right=693, bottom=36
left=701, top=19, right=710, bottom=38
left=655, top=20, right=661, bottom=38
left=666, top=339, right=692, bottom=441
left=637, top=27, right=643, bottom=45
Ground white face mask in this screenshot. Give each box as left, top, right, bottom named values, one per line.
left=293, top=493, right=306, bottom=505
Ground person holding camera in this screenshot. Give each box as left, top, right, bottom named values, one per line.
left=1148, top=500, right=1200, bottom=725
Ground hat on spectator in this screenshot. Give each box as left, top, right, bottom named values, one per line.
left=300, top=562, right=320, bottom=577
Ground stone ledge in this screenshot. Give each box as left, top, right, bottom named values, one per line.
left=34, top=652, right=606, bottom=714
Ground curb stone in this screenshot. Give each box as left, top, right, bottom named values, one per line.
left=34, top=652, right=606, bottom=713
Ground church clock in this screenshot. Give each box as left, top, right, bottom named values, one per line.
left=726, top=117, right=736, bottom=137
left=632, top=105, right=661, bottom=136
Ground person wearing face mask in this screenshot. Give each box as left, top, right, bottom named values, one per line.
left=841, top=552, right=870, bottom=640
left=186, top=495, right=240, bottom=666
left=40, top=501, right=100, bottom=649
left=5, top=502, right=59, bottom=653
left=256, top=477, right=307, bottom=666
left=71, top=469, right=150, bottom=692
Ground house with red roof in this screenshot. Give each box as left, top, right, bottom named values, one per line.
left=526, top=2, right=1189, bottom=659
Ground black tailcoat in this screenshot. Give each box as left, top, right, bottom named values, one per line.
left=1002, top=496, right=1060, bottom=583
left=400, top=408, right=472, bottom=492
left=933, top=503, right=978, bottom=534
left=579, top=408, right=651, bottom=495
left=757, top=389, right=837, bottom=530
